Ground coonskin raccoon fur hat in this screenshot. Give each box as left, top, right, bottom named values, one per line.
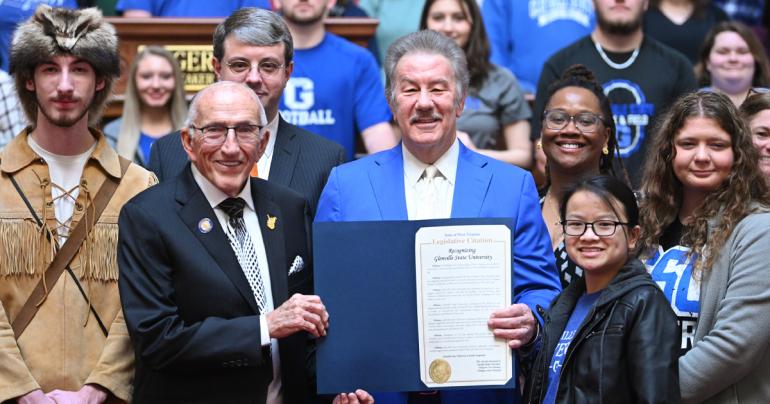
left=9, top=5, right=120, bottom=126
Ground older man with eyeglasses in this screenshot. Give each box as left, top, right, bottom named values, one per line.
left=148, top=7, right=347, bottom=212
left=118, top=81, right=371, bottom=404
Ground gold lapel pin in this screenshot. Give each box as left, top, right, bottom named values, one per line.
left=267, top=214, right=277, bottom=230
left=198, top=218, right=213, bottom=233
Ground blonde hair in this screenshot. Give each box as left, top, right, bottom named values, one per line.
left=116, top=46, right=187, bottom=160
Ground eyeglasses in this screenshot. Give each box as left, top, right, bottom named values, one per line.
left=543, top=110, right=604, bottom=133
left=746, top=87, right=770, bottom=101
left=560, top=220, right=629, bottom=237
left=190, top=124, right=263, bottom=146
left=225, top=59, right=285, bottom=78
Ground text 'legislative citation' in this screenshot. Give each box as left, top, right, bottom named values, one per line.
left=415, top=225, right=513, bottom=388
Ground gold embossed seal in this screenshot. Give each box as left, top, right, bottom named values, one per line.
left=429, top=359, right=451, bottom=383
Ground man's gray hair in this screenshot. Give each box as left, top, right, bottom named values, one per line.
left=185, top=81, right=267, bottom=140
left=213, top=7, right=294, bottom=65
left=384, top=30, right=469, bottom=108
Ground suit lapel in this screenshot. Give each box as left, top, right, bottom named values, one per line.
left=267, top=117, right=298, bottom=188
left=251, top=180, right=289, bottom=306
left=369, top=146, right=408, bottom=220
left=136, top=149, right=146, bottom=167
left=451, top=143, right=491, bottom=218
left=176, top=167, right=260, bottom=313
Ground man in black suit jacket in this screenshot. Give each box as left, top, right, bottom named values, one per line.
left=148, top=7, right=346, bottom=210
left=118, top=82, right=373, bottom=403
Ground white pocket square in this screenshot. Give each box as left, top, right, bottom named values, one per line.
left=288, top=255, right=304, bottom=276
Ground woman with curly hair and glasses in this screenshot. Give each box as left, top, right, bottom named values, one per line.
left=639, top=91, right=770, bottom=402
left=536, top=64, right=628, bottom=288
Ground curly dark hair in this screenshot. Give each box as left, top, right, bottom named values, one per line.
left=539, top=64, right=628, bottom=190
left=419, top=0, right=491, bottom=91
left=639, top=91, right=770, bottom=275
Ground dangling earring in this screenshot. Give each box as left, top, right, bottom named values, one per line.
left=536, top=141, right=543, bottom=150
left=602, top=146, right=609, bottom=155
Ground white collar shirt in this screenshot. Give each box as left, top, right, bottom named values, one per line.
left=403, top=138, right=459, bottom=220
left=190, top=164, right=282, bottom=404
left=257, top=114, right=280, bottom=180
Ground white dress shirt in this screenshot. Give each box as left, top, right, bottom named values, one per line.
left=403, top=139, right=459, bottom=220
left=256, top=114, right=280, bottom=180
left=191, top=165, right=283, bottom=404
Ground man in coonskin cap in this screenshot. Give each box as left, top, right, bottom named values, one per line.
left=0, top=6, right=156, bottom=403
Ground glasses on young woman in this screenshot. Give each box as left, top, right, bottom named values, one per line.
left=561, top=219, right=629, bottom=237
left=543, top=110, right=604, bottom=133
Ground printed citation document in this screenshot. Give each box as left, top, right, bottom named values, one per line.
left=415, top=225, right=513, bottom=387
left=314, top=219, right=516, bottom=394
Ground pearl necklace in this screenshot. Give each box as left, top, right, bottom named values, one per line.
left=594, top=41, right=640, bottom=70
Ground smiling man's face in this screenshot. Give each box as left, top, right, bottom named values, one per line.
left=392, top=52, right=463, bottom=163
left=182, top=84, right=267, bottom=196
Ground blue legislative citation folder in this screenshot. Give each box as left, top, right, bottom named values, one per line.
left=314, top=218, right=516, bottom=394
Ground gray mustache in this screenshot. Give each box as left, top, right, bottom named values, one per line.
left=409, top=113, right=442, bottom=124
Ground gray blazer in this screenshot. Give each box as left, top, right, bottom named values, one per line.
left=679, top=205, right=770, bottom=403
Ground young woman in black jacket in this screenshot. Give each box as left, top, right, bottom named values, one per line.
left=524, top=175, right=680, bottom=404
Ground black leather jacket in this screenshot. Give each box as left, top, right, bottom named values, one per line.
left=523, top=259, right=680, bottom=404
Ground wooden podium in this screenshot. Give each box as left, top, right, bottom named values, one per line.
left=104, top=17, right=377, bottom=119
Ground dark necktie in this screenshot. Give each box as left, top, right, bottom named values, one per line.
left=219, top=197, right=267, bottom=313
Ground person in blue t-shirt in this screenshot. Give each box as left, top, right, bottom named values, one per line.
left=481, top=0, right=595, bottom=95
left=275, top=0, right=397, bottom=160
left=116, top=0, right=270, bottom=17
left=524, top=175, right=679, bottom=403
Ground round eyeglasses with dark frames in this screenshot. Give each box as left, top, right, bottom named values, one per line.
left=543, top=110, right=604, bottom=133
left=560, top=219, right=629, bottom=237
left=225, top=59, right=285, bottom=78
left=190, top=124, right=263, bottom=146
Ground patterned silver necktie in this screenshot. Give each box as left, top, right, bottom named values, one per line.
left=219, top=197, right=267, bottom=313
left=416, top=165, right=442, bottom=220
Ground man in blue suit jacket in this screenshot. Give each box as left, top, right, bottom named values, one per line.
left=315, top=31, right=561, bottom=404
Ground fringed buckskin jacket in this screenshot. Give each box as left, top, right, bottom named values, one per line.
left=0, top=129, right=157, bottom=402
